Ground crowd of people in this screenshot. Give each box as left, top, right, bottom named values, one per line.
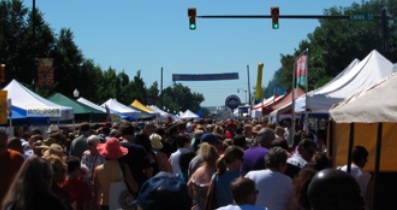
left=0, top=117, right=372, bottom=210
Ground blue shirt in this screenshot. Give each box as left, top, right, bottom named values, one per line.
left=215, top=170, right=241, bottom=207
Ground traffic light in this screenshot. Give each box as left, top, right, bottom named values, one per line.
left=188, top=8, right=197, bottom=30
left=271, top=7, right=279, bottom=29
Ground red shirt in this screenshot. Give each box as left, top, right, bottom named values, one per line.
left=62, top=177, right=93, bottom=210
left=0, top=150, right=24, bottom=203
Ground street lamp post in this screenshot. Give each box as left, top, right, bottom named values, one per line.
left=73, top=88, right=80, bottom=98
left=237, top=88, right=248, bottom=104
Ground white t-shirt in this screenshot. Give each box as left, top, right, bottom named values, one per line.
left=337, top=164, right=372, bottom=209
left=245, top=169, right=292, bottom=210
left=169, top=147, right=191, bottom=176
left=216, top=204, right=266, bottom=210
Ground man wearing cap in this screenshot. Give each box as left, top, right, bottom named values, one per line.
left=70, top=122, right=91, bottom=159
left=225, top=121, right=235, bottom=139
left=241, top=128, right=275, bottom=176
left=187, top=133, right=222, bottom=178
left=132, top=172, right=192, bottom=210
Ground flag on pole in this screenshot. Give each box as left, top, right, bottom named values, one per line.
left=295, top=55, right=308, bottom=88
left=255, top=63, right=264, bottom=100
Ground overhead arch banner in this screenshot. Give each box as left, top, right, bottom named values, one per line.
left=172, top=73, right=239, bottom=81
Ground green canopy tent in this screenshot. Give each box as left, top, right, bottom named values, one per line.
left=48, top=93, right=108, bottom=123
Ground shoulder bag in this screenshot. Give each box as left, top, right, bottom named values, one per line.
left=109, top=163, right=136, bottom=210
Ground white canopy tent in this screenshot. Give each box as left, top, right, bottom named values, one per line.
left=77, top=97, right=107, bottom=112
left=4, top=79, right=74, bottom=121
left=147, top=105, right=170, bottom=122
left=295, top=50, right=394, bottom=114
left=101, top=98, right=142, bottom=120
left=178, top=109, right=199, bottom=120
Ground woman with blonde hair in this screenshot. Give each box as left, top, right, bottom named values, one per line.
left=187, top=142, right=219, bottom=210
left=1, top=156, right=69, bottom=210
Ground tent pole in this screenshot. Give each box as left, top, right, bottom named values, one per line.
left=304, top=48, right=309, bottom=133
left=328, top=120, right=334, bottom=166
left=372, top=122, right=382, bottom=210
left=347, top=122, right=355, bottom=173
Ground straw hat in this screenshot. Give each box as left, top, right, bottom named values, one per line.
left=96, top=137, right=128, bottom=160
left=252, top=124, right=263, bottom=134
left=149, top=133, right=163, bottom=150
left=212, top=125, right=224, bottom=139
left=41, top=143, right=66, bottom=159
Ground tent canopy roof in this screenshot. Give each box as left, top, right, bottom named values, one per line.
left=3, top=79, right=74, bottom=120
left=131, top=100, right=155, bottom=113
left=330, top=71, right=397, bottom=123
left=48, top=93, right=105, bottom=114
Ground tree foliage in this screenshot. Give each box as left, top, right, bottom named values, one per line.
left=0, top=0, right=204, bottom=112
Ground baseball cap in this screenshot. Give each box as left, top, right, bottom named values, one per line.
left=200, top=133, right=222, bottom=145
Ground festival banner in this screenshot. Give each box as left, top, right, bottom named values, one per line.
left=0, top=91, right=7, bottom=124
left=172, top=73, right=238, bottom=81
left=26, top=106, right=62, bottom=117
left=37, top=58, right=54, bottom=87
left=295, top=55, right=307, bottom=88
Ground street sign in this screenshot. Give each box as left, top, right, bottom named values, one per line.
left=225, top=95, right=241, bottom=110
left=350, top=13, right=374, bottom=21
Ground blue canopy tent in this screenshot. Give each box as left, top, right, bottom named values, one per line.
left=0, top=106, right=50, bottom=126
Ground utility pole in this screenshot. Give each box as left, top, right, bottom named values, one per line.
left=32, top=0, right=36, bottom=87
left=160, top=67, right=163, bottom=108
left=247, top=65, right=251, bottom=105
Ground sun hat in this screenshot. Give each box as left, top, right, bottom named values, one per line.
left=132, top=172, right=192, bottom=210
left=252, top=124, right=263, bottom=134
left=41, top=143, right=66, bottom=159
left=96, top=137, right=128, bottom=160
left=212, top=125, right=224, bottom=139
left=149, top=133, right=163, bottom=150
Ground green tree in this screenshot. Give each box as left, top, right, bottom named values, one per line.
left=146, top=81, right=159, bottom=106
left=48, top=28, right=84, bottom=97
left=161, top=83, right=204, bottom=113
left=265, top=0, right=397, bottom=93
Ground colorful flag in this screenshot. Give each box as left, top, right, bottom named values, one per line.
left=295, top=55, right=307, bottom=88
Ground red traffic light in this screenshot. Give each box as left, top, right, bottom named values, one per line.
left=188, top=8, right=196, bottom=17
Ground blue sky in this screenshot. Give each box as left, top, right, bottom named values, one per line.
left=24, top=0, right=360, bottom=107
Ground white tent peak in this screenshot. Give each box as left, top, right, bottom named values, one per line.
left=314, top=49, right=392, bottom=97
left=77, top=97, right=106, bottom=112
left=294, top=50, right=394, bottom=114
left=179, top=109, right=199, bottom=119
left=101, top=98, right=142, bottom=119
